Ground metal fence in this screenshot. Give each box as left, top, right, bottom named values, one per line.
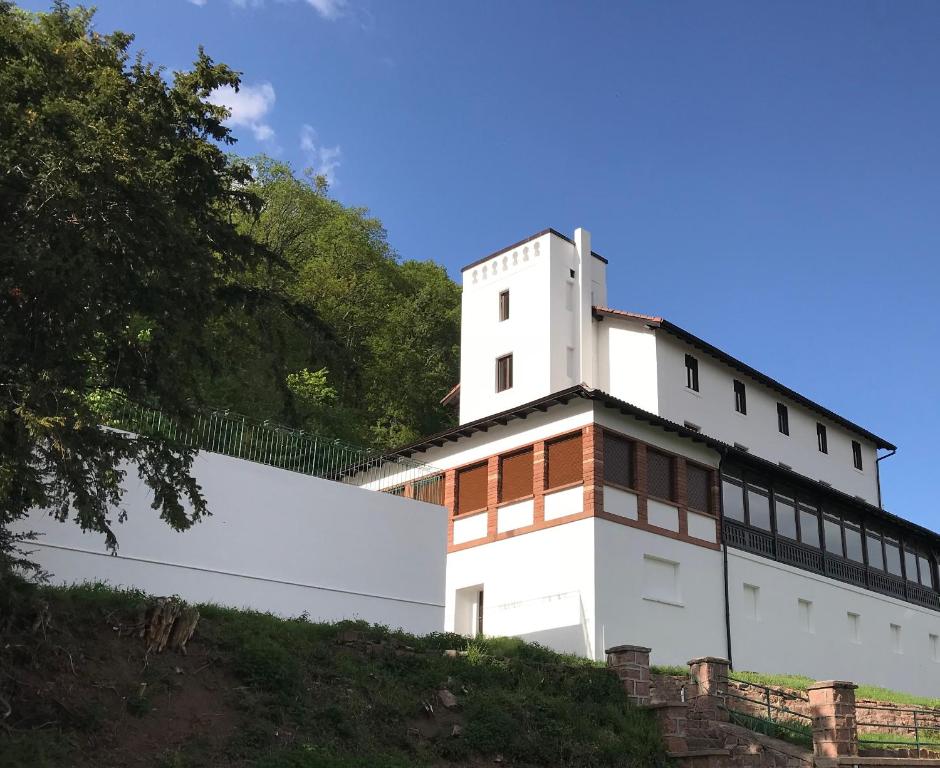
left=719, top=674, right=814, bottom=748
left=107, top=400, right=442, bottom=493
left=856, top=704, right=940, bottom=751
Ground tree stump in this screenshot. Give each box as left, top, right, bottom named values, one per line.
left=137, top=597, right=200, bottom=654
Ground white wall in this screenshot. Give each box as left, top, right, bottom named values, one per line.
left=595, top=320, right=660, bottom=415
left=21, top=451, right=447, bottom=635
left=445, top=518, right=597, bottom=656
left=594, top=519, right=727, bottom=665
left=654, top=332, right=881, bottom=504
left=458, top=230, right=607, bottom=425
left=459, top=232, right=554, bottom=424
left=729, top=548, right=940, bottom=698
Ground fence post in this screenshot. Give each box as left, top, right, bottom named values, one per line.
left=606, top=644, right=652, bottom=706
left=688, top=656, right=729, bottom=700
left=807, top=680, right=858, bottom=758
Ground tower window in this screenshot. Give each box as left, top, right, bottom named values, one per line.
left=733, top=380, right=747, bottom=415
left=495, top=354, right=513, bottom=392
left=685, top=354, right=699, bottom=392
left=777, top=403, right=789, bottom=435
left=817, top=423, right=828, bottom=454
left=852, top=440, right=863, bottom=471
left=498, top=290, right=509, bottom=322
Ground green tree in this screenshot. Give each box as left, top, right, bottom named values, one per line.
left=0, top=3, right=260, bottom=572
left=202, top=157, right=460, bottom=448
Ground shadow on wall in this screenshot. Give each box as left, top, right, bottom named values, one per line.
left=515, top=624, right=591, bottom=657
left=457, top=589, right=593, bottom=658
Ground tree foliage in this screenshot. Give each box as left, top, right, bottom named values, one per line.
left=0, top=3, right=261, bottom=571
left=201, top=158, right=460, bottom=448
left=0, top=3, right=461, bottom=575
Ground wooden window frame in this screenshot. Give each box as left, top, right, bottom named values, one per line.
left=455, top=462, right=488, bottom=516
left=498, top=447, right=533, bottom=504
left=646, top=448, right=676, bottom=503
left=777, top=403, right=789, bottom=436
left=685, top=354, right=699, bottom=392
left=498, top=290, right=510, bottom=322
left=733, top=379, right=747, bottom=415
left=495, top=353, right=513, bottom=393
left=545, top=430, right=584, bottom=491
left=852, top=440, right=863, bottom=471
left=686, top=460, right=713, bottom=515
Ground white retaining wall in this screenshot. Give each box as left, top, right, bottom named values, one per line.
left=20, top=451, right=447, bottom=635
left=728, top=548, right=940, bottom=698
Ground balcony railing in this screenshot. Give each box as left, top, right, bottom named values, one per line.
left=723, top=519, right=940, bottom=611
left=106, top=400, right=441, bottom=493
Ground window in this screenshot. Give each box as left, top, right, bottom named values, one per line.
left=743, top=584, right=760, bottom=620
left=848, top=612, right=861, bottom=644
left=499, top=448, right=533, bottom=503
left=891, top=623, right=903, bottom=654
left=414, top=475, right=444, bottom=505
left=687, top=464, right=711, bottom=514
left=746, top=484, right=772, bottom=531
left=884, top=537, right=903, bottom=576
left=824, top=514, right=844, bottom=556
left=852, top=440, right=863, bottom=471
left=603, top=433, right=634, bottom=489
left=546, top=432, right=583, bottom=490
left=385, top=485, right=406, bottom=496
left=495, top=354, right=513, bottom=392
left=798, top=599, right=814, bottom=633
left=919, top=556, right=935, bottom=589
left=844, top=521, right=864, bottom=563
left=775, top=493, right=798, bottom=540
left=647, top=450, right=675, bottom=501
left=777, top=403, right=789, bottom=435
left=817, top=423, right=828, bottom=454
left=867, top=534, right=885, bottom=571
left=733, top=380, right=747, bottom=414
left=642, top=555, right=681, bottom=605
left=798, top=504, right=820, bottom=548
left=722, top=476, right=745, bottom=522
left=498, top=290, right=509, bottom=321
left=456, top=463, right=488, bottom=515
left=931, top=634, right=939, bottom=663
left=905, top=549, right=919, bottom=583
left=685, top=354, right=699, bottom=392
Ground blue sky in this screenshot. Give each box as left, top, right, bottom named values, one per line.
left=22, top=1, right=940, bottom=530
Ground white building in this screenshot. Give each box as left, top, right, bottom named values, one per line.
left=366, top=227, right=940, bottom=697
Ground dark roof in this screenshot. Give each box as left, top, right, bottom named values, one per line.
left=594, top=307, right=896, bottom=451
left=461, top=228, right=608, bottom=273
left=378, top=384, right=934, bottom=543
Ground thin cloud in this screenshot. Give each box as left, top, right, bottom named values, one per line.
left=211, top=82, right=276, bottom=142
left=300, top=124, right=342, bottom=183
left=201, top=0, right=347, bottom=20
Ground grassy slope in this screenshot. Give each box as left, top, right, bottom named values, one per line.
left=0, top=582, right=666, bottom=768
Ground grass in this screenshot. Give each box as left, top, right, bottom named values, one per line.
left=0, top=579, right=668, bottom=768
left=650, top=665, right=688, bottom=677
left=727, top=711, right=813, bottom=750
left=726, top=671, right=940, bottom=710
left=858, top=730, right=940, bottom=749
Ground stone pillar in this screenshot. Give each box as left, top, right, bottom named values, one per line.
left=807, top=681, right=858, bottom=758
left=606, top=644, right=651, bottom=706
left=583, top=424, right=603, bottom=516
left=688, top=656, right=729, bottom=700
left=646, top=702, right=689, bottom=754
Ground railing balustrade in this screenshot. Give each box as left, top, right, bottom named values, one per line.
left=105, top=400, right=442, bottom=495
left=723, top=520, right=940, bottom=611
